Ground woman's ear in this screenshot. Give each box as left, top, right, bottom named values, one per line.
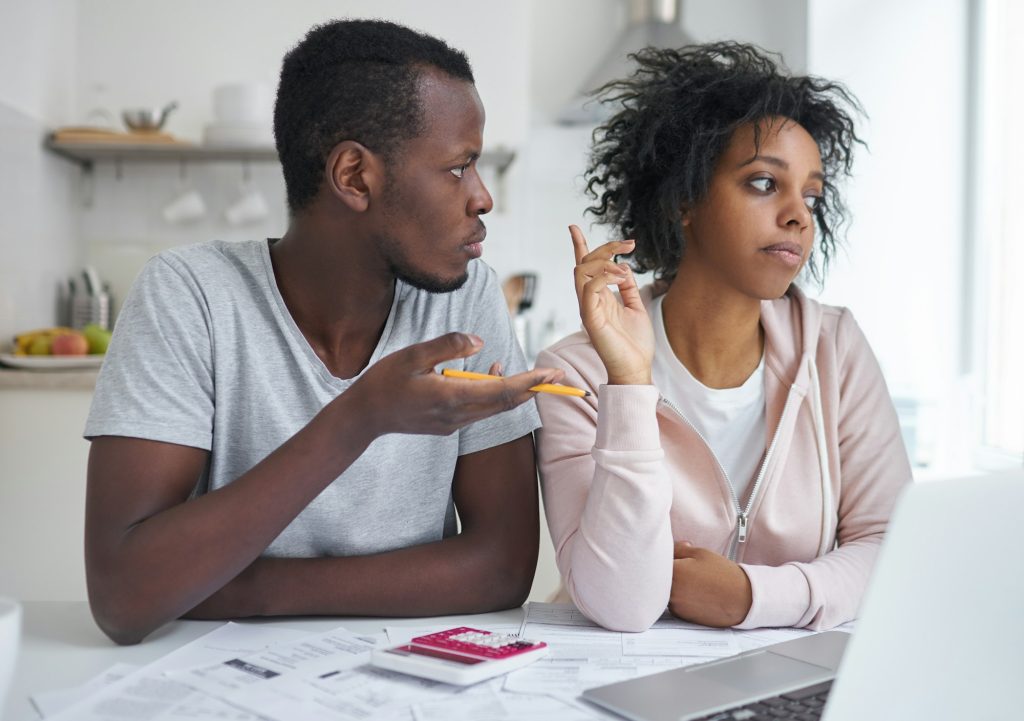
left=324, top=141, right=383, bottom=212
left=680, top=204, right=692, bottom=228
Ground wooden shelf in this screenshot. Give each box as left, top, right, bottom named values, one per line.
left=45, top=134, right=516, bottom=210
left=44, top=136, right=516, bottom=176
left=45, top=137, right=278, bottom=167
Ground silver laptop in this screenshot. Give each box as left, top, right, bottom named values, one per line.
left=583, top=470, right=1024, bottom=721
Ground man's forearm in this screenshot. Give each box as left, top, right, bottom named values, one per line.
left=185, top=529, right=537, bottom=620
left=87, top=392, right=380, bottom=645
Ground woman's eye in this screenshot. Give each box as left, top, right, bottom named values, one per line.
left=450, top=164, right=469, bottom=179
left=804, top=195, right=821, bottom=210
left=749, top=177, right=775, bottom=192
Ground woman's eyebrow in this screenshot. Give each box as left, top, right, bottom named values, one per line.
left=737, top=155, right=825, bottom=182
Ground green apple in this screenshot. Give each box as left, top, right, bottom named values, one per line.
left=83, top=324, right=112, bottom=354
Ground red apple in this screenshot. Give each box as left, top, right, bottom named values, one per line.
left=51, top=331, right=89, bottom=356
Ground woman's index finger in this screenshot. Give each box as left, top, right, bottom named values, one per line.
left=568, top=224, right=590, bottom=264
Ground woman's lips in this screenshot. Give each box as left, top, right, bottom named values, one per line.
left=760, top=242, right=804, bottom=268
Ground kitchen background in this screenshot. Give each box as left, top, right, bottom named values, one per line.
left=1, top=0, right=1021, bottom=603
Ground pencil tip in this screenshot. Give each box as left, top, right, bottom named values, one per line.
left=584, top=391, right=591, bottom=396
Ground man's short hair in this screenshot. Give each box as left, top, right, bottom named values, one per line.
left=274, top=19, right=475, bottom=214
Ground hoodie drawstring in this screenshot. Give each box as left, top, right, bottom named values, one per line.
left=807, top=357, right=835, bottom=557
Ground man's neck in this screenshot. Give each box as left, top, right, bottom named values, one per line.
left=270, top=213, right=396, bottom=379
left=660, top=267, right=764, bottom=390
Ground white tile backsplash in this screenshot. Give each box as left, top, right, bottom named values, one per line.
left=0, top=102, right=81, bottom=343
left=79, top=159, right=289, bottom=318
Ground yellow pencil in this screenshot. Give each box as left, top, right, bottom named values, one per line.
left=441, top=368, right=590, bottom=398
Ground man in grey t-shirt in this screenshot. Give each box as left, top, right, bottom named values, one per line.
left=82, top=20, right=563, bottom=645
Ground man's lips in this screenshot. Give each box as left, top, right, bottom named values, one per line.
left=760, top=242, right=804, bottom=268
left=463, top=228, right=486, bottom=258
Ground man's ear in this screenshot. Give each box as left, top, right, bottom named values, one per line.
left=324, top=141, right=383, bottom=212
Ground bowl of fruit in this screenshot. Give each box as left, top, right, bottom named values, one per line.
left=0, top=325, right=112, bottom=369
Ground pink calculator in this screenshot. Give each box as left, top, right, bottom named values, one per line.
left=371, top=626, right=548, bottom=685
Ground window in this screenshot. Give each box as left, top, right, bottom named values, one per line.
left=972, top=0, right=1024, bottom=462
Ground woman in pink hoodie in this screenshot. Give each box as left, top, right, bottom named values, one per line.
left=535, top=42, right=911, bottom=632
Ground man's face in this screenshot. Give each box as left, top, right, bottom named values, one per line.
left=373, top=69, right=493, bottom=293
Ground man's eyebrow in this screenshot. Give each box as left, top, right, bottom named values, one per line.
left=737, top=155, right=825, bottom=182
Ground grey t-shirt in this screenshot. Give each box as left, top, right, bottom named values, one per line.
left=84, top=239, right=540, bottom=558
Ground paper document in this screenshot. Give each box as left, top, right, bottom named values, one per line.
left=46, top=622, right=309, bottom=721
left=169, top=625, right=382, bottom=698
left=501, top=603, right=740, bottom=697
left=521, top=602, right=739, bottom=658
left=173, top=626, right=455, bottom=721
left=413, top=681, right=602, bottom=720
left=34, top=603, right=843, bottom=721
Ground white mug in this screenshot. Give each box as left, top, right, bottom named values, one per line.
left=0, top=598, right=22, bottom=713
left=162, top=188, right=207, bottom=224
left=224, top=185, right=269, bottom=225
left=213, top=82, right=273, bottom=126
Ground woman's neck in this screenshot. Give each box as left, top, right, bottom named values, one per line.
left=660, top=268, right=764, bottom=389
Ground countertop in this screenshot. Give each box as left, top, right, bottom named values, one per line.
left=0, top=367, right=98, bottom=391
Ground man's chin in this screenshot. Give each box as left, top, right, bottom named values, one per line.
left=395, top=267, right=470, bottom=294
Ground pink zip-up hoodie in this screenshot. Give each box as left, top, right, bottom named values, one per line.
left=535, top=284, right=911, bottom=632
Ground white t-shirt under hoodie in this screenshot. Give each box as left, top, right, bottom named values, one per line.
left=649, top=294, right=766, bottom=504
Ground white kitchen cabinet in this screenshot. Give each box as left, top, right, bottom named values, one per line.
left=0, top=378, right=93, bottom=602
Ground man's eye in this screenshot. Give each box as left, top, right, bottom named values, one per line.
left=450, top=164, right=469, bottom=179
left=749, top=177, right=775, bottom=192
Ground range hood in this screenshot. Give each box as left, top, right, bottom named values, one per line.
left=558, top=0, right=695, bottom=125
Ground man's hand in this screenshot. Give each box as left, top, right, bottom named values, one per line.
left=569, top=225, right=654, bottom=386
left=669, top=541, right=753, bottom=627
left=349, top=332, right=563, bottom=437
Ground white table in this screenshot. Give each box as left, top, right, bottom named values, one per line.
left=5, top=601, right=527, bottom=721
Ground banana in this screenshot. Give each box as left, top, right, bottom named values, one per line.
left=13, top=327, right=77, bottom=353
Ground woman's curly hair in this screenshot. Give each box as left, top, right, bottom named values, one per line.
left=584, top=42, right=863, bottom=283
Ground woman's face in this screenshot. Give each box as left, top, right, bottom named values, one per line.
left=680, top=116, right=824, bottom=300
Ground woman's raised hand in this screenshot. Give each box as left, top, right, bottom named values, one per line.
left=569, top=224, right=654, bottom=385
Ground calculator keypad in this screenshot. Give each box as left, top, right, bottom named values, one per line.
left=412, top=627, right=545, bottom=659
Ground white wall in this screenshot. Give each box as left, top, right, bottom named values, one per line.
left=806, top=0, right=970, bottom=471
left=75, top=0, right=530, bottom=147
left=0, top=0, right=82, bottom=343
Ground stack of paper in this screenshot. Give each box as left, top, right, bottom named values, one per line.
left=32, top=604, right=843, bottom=721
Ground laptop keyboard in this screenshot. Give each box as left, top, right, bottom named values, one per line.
left=693, top=679, right=833, bottom=721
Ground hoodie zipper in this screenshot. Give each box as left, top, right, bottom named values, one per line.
left=659, top=393, right=797, bottom=561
